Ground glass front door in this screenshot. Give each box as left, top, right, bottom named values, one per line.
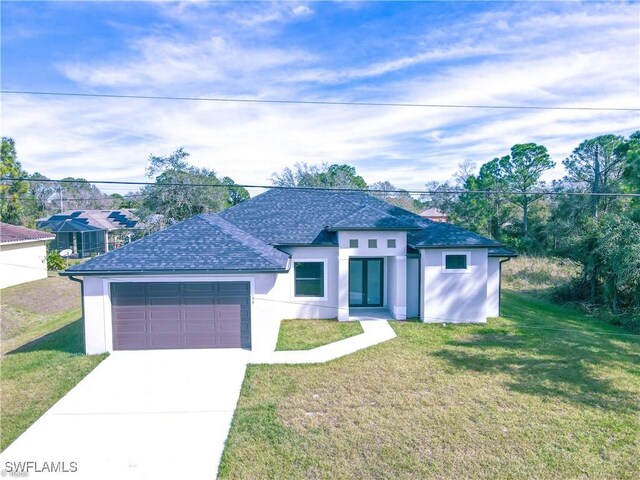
left=349, top=258, right=383, bottom=307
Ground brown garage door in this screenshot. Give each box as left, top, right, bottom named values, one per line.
left=111, top=282, right=251, bottom=350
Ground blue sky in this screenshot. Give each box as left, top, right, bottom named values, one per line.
left=2, top=1, right=639, bottom=193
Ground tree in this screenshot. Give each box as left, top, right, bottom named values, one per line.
left=498, top=143, right=554, bottom=237
left=140, top=148, right=227, bottom=225
left=369, top=181, right=420, bottom=213
left=563, top=134, right=627, bottom=218
left=271, top=162, right=367, bottom=189
left=594, top=213, right=640, bottom=313
left=221, top=177, right=250, bottom=207
left=0, top=137, right=28, bottom=224
left=56, top=177, right=112, bottom=211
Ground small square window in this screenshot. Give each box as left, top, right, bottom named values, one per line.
left=387, top=239, right=396, bottom=248
left=445, top=254, right=467, bottom=270
left=368, top=239, right=377, bottom=248
left=349, top=239, right=359, bottom=248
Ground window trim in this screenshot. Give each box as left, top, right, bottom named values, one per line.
left=292, top=259, right=328, bottom=300
left=442, top=251, right=471, bottom=274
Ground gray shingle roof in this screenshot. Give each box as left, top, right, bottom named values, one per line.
left=408, top=219, right=502, bottom=248
left=64, top=214, right=289, bottom=274
left=220, top=189, right=501, bottom=249
left=219, top=189, right=423, bottom=245
left=327, top=205, right=419, bottom=231
left=488, top=246, right=518, bottom=257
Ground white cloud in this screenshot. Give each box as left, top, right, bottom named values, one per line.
left=292, top=5, right=314, bottom=17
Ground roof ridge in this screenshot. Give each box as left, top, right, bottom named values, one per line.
left=197, top=214, right=288, bottom=268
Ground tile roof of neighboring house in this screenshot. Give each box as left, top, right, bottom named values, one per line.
left=37, top=210, right=138, bottom=232
left=0, top=222, right=55, bottom=244
left=64, top=214, right=290, bottom=274
left=420, top=208, right=447, bottom=217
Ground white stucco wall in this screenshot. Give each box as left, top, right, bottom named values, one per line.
left=420, top=248, right=488, bottom=323
left=487, top=257, right=501, bottom=317
left=0, top=241, right=49, bottom=289
left=406, top=257, right=420, bottom=318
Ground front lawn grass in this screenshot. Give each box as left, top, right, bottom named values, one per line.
left=1, top=276, right=106, bottom=451
left=276, top=319, right=363, bottom=351
left=220, top=290, right=640, bottom=479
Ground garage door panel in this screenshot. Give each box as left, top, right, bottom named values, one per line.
left=149, top=322, right=183, bottom=334
left=183, top=297, right=217, bottom=306
left=115, top=334, right=148, bottom=349
left=147, top=308, right=182, bottom=320
left=111, top=282, right=251, bottom=350
left=181, top=283, right=217, bottom=294
left=184, top=322, right=217, bottom=334
left=148, top=335, right=185, bottom=349
left=118, top=322, right=147, bottom=335
left=148, top=283, right=181, bottom=295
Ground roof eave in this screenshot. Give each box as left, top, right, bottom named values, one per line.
left=409, top=243, right=503, bottom=249
left=0, top=237, right=55, bottom=245
left=60, top=267, right=290, bottom=277
left=326, top=226, right=420, bottom=232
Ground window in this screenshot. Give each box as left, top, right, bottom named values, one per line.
left=443, top=253, right=469, bottom=272
left=294, top=262, right=325, bottom=297
left=387, top=239, right=396, bottom=248
left=349, top=239, right=359, bottom=248
left=368, top=239, right=377, bottom=248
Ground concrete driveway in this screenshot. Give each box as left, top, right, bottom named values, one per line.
left=0, top=349, right=250, bottom=479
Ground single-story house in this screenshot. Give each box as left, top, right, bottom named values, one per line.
left=37, top=209, right=139, bottom=258
left=63, top=189, right=516, bottom=354
left=0, top=222, right=55, bottom=289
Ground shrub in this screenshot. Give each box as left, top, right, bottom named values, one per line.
left=47, top=250, right=66, bottom=271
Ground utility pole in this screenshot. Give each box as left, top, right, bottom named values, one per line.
left=59, top=184, right=64, bottom=213
left=592, top=144, right=600, bottom=218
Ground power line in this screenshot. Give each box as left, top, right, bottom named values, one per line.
left=2, top=176, right=639, bottom=197
left=2, top=90, right=638, bottom=112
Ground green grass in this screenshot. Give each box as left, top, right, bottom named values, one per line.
left=276, top=319, right=364, bottom=351
left=0, top=277, right=106, bottom=451
left=219, top=290, right=640, bottom=479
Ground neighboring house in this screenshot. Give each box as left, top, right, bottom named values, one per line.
left=0, top=222, right=55, bottom=289
left=63, top=189, right=516, bottom=354
left=37, top=210, right=138, bottom=258
left=420, top=208, right=448, bottom=222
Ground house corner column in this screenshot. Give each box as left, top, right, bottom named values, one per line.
left=338, top=251, right=349, bottom=321
left=392, top=255, right=407, bottom=320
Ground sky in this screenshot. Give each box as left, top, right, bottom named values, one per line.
left=1, top=0, right=639, bottom=195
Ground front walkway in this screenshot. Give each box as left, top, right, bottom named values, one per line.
left=250, top=319, right=396, bottom=364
